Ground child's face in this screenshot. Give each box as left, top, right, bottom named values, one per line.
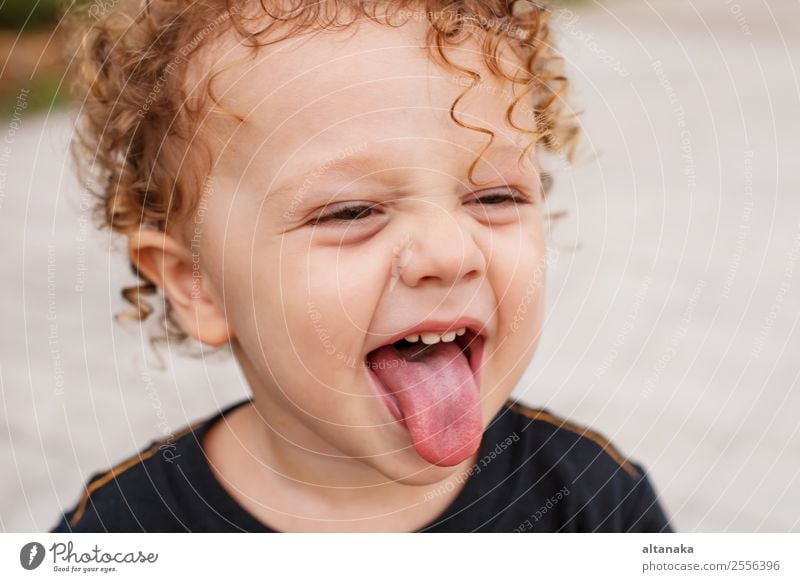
left=177, top=17, right=547, bottom=482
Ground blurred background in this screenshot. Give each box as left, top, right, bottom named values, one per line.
left=1, top=0, right=798, bottom=532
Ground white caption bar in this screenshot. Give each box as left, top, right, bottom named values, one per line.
left=0, top=534, right=797, bottom=581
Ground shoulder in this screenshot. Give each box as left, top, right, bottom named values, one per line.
left=50, top=414, right=216, bottom=533
left=504, top=399, right=642, bottom=480
left=502, top=399, right=674, bottom=532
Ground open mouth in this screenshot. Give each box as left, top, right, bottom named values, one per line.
left=364, top=328, right=485, bottom=425
left=391, top=328, right=478, bottom=361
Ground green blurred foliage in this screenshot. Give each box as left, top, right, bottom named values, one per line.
left=0, top=75, right=68, bottom=119
left=0, top=0, right=65, bottom=30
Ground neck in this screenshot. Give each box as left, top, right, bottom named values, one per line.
left=206, top=343, right=480, bottom=531
left=206, top=401, right=478, bottom=531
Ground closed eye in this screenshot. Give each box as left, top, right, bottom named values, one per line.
left=310, top=203, right=379, bottom=225
left=307, top=187, right=533, bottom=227
left=469, top=188, right=533, bottom=206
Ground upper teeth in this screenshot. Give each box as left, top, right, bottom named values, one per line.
left=404, top=328, right=467, bottom=344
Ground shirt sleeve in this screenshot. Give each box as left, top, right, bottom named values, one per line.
left=49, top=512, right=88, bottom=533
left=48, top=480, right=115, bottom=533
left=622, top=462, right=674, bottom=533
left=46, top=466, right=156, bottom=533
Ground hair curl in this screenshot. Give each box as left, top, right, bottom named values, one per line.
left=64, top=0, right=580, bottom=361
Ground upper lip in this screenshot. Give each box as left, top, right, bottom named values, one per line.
left=365, top=316, right=489, bottom=354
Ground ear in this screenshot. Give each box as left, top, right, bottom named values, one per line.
left=127, top=228, right=234, bottom=347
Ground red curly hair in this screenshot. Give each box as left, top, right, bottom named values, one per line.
left=64, top=0, right=580, bottom=358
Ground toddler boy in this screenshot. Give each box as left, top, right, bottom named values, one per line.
left=52, top=0, right=672, bottom=532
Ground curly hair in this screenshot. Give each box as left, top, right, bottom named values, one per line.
left=64, top=0, right=580, bottom=360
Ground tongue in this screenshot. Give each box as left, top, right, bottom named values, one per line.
left=369, top=341, right=482, bottom=466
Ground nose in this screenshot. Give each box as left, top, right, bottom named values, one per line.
left=395, top=206, right=486, bottom=289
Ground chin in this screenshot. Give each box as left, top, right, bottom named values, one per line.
left=369, top=449, right=475, bottom=487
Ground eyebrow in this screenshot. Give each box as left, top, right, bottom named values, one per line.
left=268, top=142, right=533, bottom=202
left=267, top=150, right=389, bottom=202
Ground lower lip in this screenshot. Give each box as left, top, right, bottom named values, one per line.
left=363, top=335, right=486, bottom=424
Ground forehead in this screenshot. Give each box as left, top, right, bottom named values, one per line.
left=198, top=16, right=537, bottom=184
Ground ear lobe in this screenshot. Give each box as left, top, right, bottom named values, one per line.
left=127, top=228, right=234, bottom=347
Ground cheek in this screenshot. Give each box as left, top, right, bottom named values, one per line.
left=229, top=239, right=385, bottom=402
left=489, top=221, right=547, bottom=357
left=298, top=241, right=387, bottom=334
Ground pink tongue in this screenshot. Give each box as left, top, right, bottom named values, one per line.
left=369, top=341, right=482, bottom=466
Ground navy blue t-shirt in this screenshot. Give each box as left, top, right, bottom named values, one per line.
left=50, top=399, right=673, bottom=533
